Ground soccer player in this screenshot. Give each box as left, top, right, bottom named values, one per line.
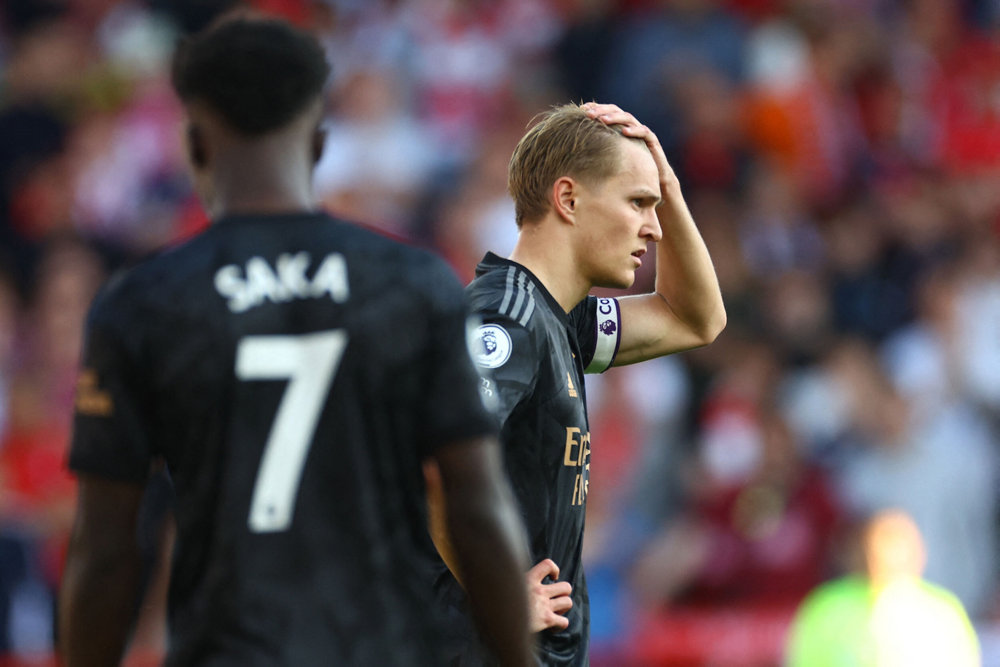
left=58, top=16, right=532, bottom=667
left=430, top=102, right=726, bottom=665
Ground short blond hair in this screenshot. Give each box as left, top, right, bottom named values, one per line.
left=508, top=103, right=636, bottom=227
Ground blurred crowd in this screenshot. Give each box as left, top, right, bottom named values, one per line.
left=2, top=0, right=1000, bottom=664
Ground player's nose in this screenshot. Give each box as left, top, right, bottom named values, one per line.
left=642, top=210, right=662, bottom=242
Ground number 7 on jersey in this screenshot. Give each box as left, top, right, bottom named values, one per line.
left=236, top=330, right=348, bottom=533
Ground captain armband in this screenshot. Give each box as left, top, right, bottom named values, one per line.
left=585, top=297, right=621, bottom=374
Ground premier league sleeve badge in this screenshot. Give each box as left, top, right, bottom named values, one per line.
left=475, top=324, right=513, bottom=368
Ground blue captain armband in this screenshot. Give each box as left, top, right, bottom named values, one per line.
left=585, top=297, right=621, bottom=374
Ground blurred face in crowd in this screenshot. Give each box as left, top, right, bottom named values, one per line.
left=864, top=510, right=926, bottom=585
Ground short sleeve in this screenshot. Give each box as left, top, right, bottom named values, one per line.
left=415, top=264, right=499, bottom=454
left=468, top=315, right=539, bottom=425
left=572, top=296, right=621, bottom=374
left=68, top=287, right=155, bottom=482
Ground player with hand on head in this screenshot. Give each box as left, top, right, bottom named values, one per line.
left=58, top=15, right=532, bottom=667
left=428, top=102, right=726, bottom=665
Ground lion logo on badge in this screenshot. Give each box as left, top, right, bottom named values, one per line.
left=475, top=324, right=512, bottom=368
left=483, top=330, right=498, bottom=354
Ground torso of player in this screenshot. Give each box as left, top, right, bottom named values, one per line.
left=138, top=215, right=434, bottom=585
left=498, top=289, right=593, bottom=666
left=74, top=212, right=488, bottom=665
left=490, top=301, right=591, bottom=573
left=537, top=320, right=590, bottom=518
left=465, top=256, right=604, bottom=665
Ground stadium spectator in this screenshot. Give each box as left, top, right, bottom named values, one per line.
left=787, top=509, right=980, bottom=667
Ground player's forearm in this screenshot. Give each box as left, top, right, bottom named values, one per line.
left=59, top=539, right=143, bottom=666
left=424, top=461, right=463, bottom=584
left=446, top=482, right=533, bottom=667
left=653, top=183, right=726, bottom=344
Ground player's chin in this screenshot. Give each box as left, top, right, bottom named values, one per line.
left=596, top=271, right=635, bottom=290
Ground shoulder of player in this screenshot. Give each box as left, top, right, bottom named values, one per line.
left=331, top=220, right=461, bottom=284
left=471, top=306, right=549, bottom=366
left=465, top=264, right=544, bottom=330
left=85, top=231, right=221, bottom=328
left=83, top=270, right=156, bottom=345
left=87, top=250, right=169, bottom=313
left=381, top=239, right=457, bottom=283
left=376, top=239, right=468, bottom=304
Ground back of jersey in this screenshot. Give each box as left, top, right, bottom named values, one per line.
left=69, top=212, right=494, bottom=665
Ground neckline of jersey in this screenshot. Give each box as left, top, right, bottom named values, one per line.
left=212, top=210, right=331, bottom=227
left=477, top=252, right=573, bottom=324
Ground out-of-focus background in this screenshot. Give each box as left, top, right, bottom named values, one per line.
left=1, top=0, right=1000, bottom=664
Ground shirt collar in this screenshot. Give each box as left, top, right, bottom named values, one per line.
left=475, top=252, right=573, bottom=323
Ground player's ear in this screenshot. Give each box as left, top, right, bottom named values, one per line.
left=186, top=123, right=208, bottom=169
left=552, top=176, right=577, bottom=224
left=312, top=127, right=326, bottom=165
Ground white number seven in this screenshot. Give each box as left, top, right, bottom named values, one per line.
left=236, top=330, right=348, bottom=533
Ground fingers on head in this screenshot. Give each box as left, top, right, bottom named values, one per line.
left=584, top=102, right=625, bottom=118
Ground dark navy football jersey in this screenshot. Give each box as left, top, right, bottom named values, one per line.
left=69, top=212, right=496, bottom=666
left=435, top=252, right=622, bottom=667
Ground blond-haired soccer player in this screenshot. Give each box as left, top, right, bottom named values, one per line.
left=430, top=102, right=726, bottom=666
